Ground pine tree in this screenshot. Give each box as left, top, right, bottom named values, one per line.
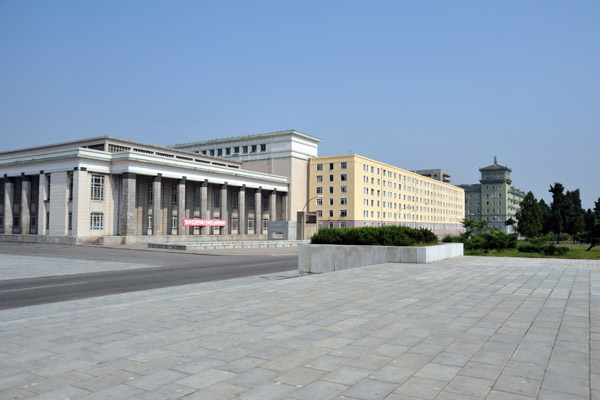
left=515, top=191, right=542, bottom=238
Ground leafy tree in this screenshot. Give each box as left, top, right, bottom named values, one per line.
left=515, top=191, right=542, bottom=238
left=539, top=199, right=551, bottom=235
left=595, top=197, right=600, bottom=220
left=564, top=189, right=585, bottom=242
left=582, top=221, right=600, bottom=251
left=548, top=183, right=566, bottom=243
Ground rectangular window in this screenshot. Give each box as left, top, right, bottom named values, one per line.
left=262, top=197, right=269, bottom=211
left=171, top=215, right=178, bottom=230
left=243, top=146, right=248, bottom=153
left=251, top=145, right=257, bottom=153
left=329, top=175, right=334, bottom=182
left=329, top=163, right=334, bottom=170
left=329, top=210, right=334, bottom=217
left=210, top=149, right=215, bottom=156
left=262, top=219, right=268, bottom=230
left=329, top=221, right=334, bottom=228
left=214, top=188, right=220, bottom=207
left=46, top=174, right=51, bottom=200
left=46, top=212, right=50, bottom=230
left=68, top=173, right=73, bottom=201
left=248, top=219, right=255, bottom=230
left=329, top=187, right=334, bottom=194
left=90, top=213, right=103, bottom=230
left=172, top=183, right=178, bottom=204
left=68, top=213, right=72, bottom=230
left=234, top=147, right=240, bottom=153
left=248, top=196, right=254, bottom=209
left=225, top=148, right=231, bottom=155
left=340, top=162, right=347, bottom=169
left=316, top=198, right=323, bottom=206
left=231, top=218, right=239, bottom=231
left=91, top=175, right=104, bottom=200
left=148, top=215, right=153, bottom=229
left=340, top=198, right=347, bottom=205
left=316, top=175, right=323, bottom=182
left=316, top=187, right=323, bottom=194
left=317, top=210, right=323, bottom=217
left=328, top=198, right=334, bottom=206
left=260, top=144, right=266, bottom=152
left=231, top=192, right=238, bottom=209
left=340, top=221, right=347, bottom=228
left=340, top=186, right=347, bottom=193
left=194, top=186, right=201, bottom=206
left=30, top=214, right=37, bottom=229
left=148, top=183, right=153, bottom=204
left=340, top=174, right=347, bottom=181
left=340, top=210, right=347, bottom=217
left=316, top=164, right=323, bottom=171
left=217, top=149, right=223, bottom=156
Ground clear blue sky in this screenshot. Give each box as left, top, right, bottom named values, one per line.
left=1, top=1, right=598, bottom=208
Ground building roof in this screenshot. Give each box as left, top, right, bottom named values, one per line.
left=169, top=129, right=321, bottom=148
left=479, top=156, right=511, bottom=173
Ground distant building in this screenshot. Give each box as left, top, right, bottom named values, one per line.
left=307, top=154, right=465, bottom=237
left=458, top=157, right=526, bottom=233
left=414, top=169, right=451, bottom=183
left=170, top=130, right=320, bottom=220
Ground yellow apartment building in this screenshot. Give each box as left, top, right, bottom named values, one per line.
left=308, top=155, right=465, bottom=236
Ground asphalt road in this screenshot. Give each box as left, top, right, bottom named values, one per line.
left=0, top=243, right=298, bottom=310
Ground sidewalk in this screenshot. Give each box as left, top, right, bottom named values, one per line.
left=1, top=256, right=599, bottom=399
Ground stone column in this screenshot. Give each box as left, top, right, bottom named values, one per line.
left=38, top=172, right=47, bottom=235
left=220, top=183, right=228, bottom=235
left=152, top=174, right=162, bottom=235
left=178, top=177, right=186, bottom=235
left=48, top=171, right=68, bottom=236
left=254, top=187, right=262, bottom=235
left=3, top=176, right=14, bottom=234
left=71, top=168, right=89, bottom=237
left=20, top=174, right=31, bottom=234
left=200, top=179, right=209, bottom=235
left=269, top=189, right=277, bottom=222
left=120, top=172, right=137, bottom=236
left=282, top=192, right=289, bottom=221
left=238, top=185, right=246, bottom=235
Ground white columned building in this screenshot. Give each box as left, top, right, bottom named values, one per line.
left=0, top=137, right=289, bottom=244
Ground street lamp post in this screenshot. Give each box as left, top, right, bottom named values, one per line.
left=301, top=195, right=324, bottom=240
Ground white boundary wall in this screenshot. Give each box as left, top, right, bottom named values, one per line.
left=298, top=243, right=463, bottom=275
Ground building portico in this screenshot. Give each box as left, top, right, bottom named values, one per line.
left=0, top=137, right=289, bottom=244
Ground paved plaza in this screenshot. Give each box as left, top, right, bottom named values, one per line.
left=0, top=255, right=599, bottom=399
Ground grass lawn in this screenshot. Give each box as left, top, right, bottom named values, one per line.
left=465, top=245, right=600, bottom=260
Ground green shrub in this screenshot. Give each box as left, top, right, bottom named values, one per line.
left=310, top=226, right=437, bottom=246
left=517, top=243, right=544, bottom=253
left=543, top=245, right=569, bottom=256
left=442, top=235, right=460, bottom=243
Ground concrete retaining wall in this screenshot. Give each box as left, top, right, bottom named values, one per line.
left=0, top=234, right=86, bottom=245
left=298, top=243, right=463, bottom=275
left=100, top=234, right=269, bottom=245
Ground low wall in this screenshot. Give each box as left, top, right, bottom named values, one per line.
left=150, top=240, right=308, bottom=250
left=0, top=234, right=83, bottom=245
left=298, top=243, right=463, bottom=275
left=100, top=234, right=269, bottom=245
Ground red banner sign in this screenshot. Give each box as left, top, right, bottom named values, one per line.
left=182, top=219, right=227, bottom=227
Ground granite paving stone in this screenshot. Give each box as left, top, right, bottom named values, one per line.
left=0, top=256, right=598, bottom=399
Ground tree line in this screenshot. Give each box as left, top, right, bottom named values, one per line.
left=515, top=183, right=600, bottom=250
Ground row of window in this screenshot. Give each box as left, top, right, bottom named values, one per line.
left=199, top=144, right=267, bottom=157
left=316, top=162, right=347, bottom=171
left=316, top=174, right=347, bottom=183
left=468, top=200, right=503, bottom=206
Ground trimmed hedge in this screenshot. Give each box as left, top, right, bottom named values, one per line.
left=310, top=226, right=438, bottom=246
left=517, top=242, right=569, bottom=256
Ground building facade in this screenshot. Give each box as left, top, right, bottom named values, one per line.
left=414, top=169, right=452, bottom=183
left=0, top=137, right=289, bottom=243
left=307, top=154, right=465, bottom=237
left=458, top=157, right=526, bottom=233
left=170, top=130, right=320, bottom=221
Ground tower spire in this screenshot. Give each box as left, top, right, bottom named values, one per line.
left=494, top=155, right=497, bottom=164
